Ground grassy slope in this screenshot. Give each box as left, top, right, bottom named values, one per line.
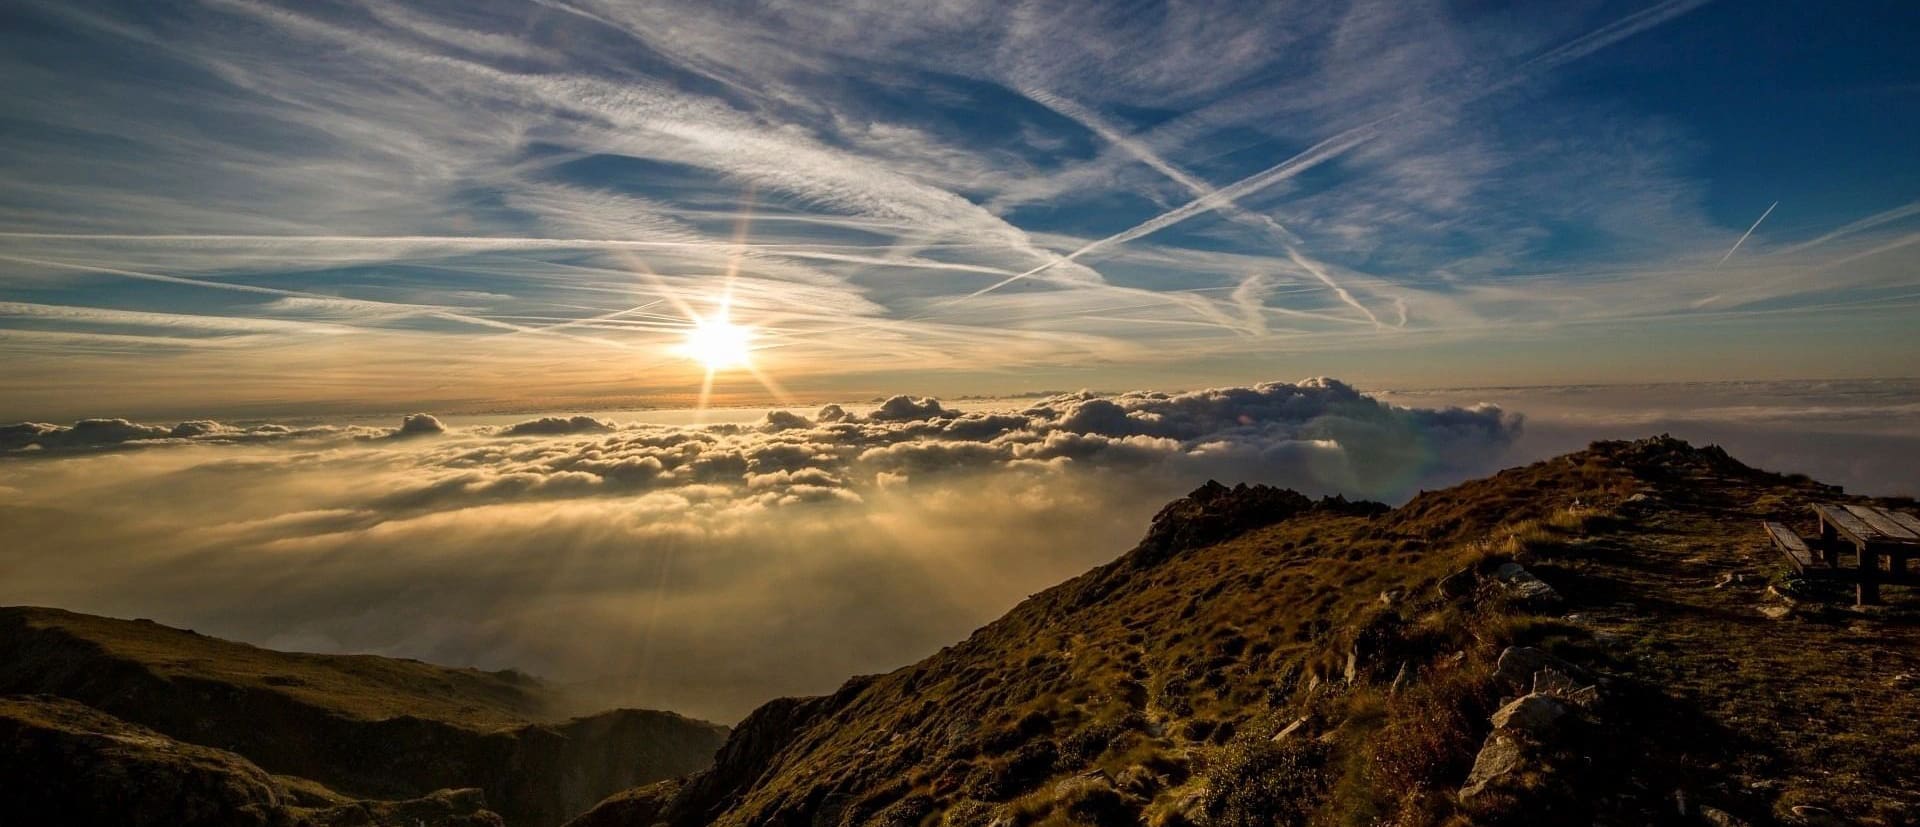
left=0, top=607, right=730, bottom=827
left=0, top=694, right=507, bottom=827
left=593, top=437, right=1920, bottom=827
left=0, top=606, right=549, bottom=727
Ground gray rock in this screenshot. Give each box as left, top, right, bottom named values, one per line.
left=1789, top=805, right=1847, bottom=826
left=1494, top=562, right=1563, bottom=605
left=1114, top=765, right=1161, bottom=796
left=1698, top=804, right=1751, bottom=827
left=1388, top=661, right=1412, bottom=694
left=1490, top=693, right=1569, bottom=735
left=1531, top=667, right=1581, bottom=697
left=1458, top=731, right=1527, bottom=801
left=1495, top=646, right=1590, bottom=691
left=1437, top=566, right=1477, bottom=598
left=1270, top=717, right=1308, bottom=742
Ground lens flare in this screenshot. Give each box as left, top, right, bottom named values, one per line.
left=679, top=312, right=752, bottom=370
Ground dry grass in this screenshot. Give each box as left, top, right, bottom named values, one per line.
left=638, top=437, right=1920, bottom=826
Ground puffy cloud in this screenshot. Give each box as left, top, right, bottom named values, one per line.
left=2, top=379, right=1520, bottom=504
left=868, top=395, right=953, bottom=422
left=0, top=418, right=171, bottom=451
left=391, top=413, right=446, bottom=438
left=0, top=379, right=1524, bottom=721
left=497, top=415, right=614, bottom=437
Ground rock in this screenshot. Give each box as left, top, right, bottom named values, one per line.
left=1131, top=482, right=1317, bottom=566
left=1536, top=667, right=1582, bottom=698
left=1270, top=717, right=1307, bottom=742
left=1437, top=566, right=1477, bottom=598
left=1493, top=562, right=1563, bottom=606
left=1458, top=731, right=1528, bottom=801
left=1490, top=693, right=1569, bottom=735
left=1388, top=661, right=1412, bottom=694
left=1698, top=804, right=1751, bottom=827
left=1789, top=805, right=1847, bottom=826
left=1115, top=765, right=1162, bottom=796
left=1760, top=605, right=1794, bottom=620
left=1495, top=646, right=1590, bottom=691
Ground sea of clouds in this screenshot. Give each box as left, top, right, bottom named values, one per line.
left=0, top=378, right=1526, bottom=721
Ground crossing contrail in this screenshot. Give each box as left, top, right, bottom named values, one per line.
left=962, top=0, right=1714, bottom=301
left=1718, top=201, right=1778, bottom=266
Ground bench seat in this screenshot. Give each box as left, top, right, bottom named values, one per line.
left=1764, top=521, right=1830, bottom=575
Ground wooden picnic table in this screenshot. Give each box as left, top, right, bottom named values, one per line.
left=1811, top=502, right=1920, bottom=604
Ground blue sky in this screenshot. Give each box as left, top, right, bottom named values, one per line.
left=1, top=0, right=1917, bottom=419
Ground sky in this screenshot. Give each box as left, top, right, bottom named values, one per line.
left=2, top=2, right=1919, bottom=721
left=0, top=0, right=1917, bottom=420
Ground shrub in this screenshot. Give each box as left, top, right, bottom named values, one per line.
left=1201, top=739, right=1333, bottom=826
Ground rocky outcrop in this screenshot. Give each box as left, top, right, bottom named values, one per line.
left=1461, top=647, right=1606, bottom=808
left=624, top=678, right=875, bottom=827
left=1491, top=562, right=1563, bottom=606
left=1130, top=480, right=1385, bottom=567
left=560, top=780, right=680, bottom=827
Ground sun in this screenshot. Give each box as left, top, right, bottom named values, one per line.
left=678, top=312, right=753, bottom=371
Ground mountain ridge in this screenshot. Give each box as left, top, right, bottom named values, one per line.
left=569, top=436, right=1920, bottom=827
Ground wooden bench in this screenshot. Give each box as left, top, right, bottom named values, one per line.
left=1764, top=521, right=1829, bottom=576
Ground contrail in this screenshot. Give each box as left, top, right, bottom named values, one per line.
left=1717, top=201, right=1778, bottom=266
left=1773, top=199, right=1920, bottom=257
left=962, top=121, right=1385, bottom=299
left=1024, top=88, right=1383, bottom=326
left=0, top=254, right=635, bottom=350
left=962, top=0, right=1713, bottom=301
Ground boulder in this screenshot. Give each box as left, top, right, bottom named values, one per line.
left=1494, top=646, right=1591, bottom=691
left=1698, top=804, right=1752, bottom=827
left=1457, top=731, right=1528, bottom=801
left=1438, top=566, right=1477, bottom=598
left=1493, top=562, right=1563, bottom=606
left=1490, top=693, right=1569, bottom=735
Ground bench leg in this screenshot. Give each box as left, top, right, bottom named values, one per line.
left=1858, top=579, right=1881, bottom=605
left=1858, top=549, right=1882, bottom=605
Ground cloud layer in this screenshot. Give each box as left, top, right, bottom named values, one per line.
left=0, top=379, right=1518, bottom=721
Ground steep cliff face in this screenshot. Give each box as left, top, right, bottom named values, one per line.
left=572, top=437, right=1920, bottom=826
left=0, top=608, right=729, bottom=827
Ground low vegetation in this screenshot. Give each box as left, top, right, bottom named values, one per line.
left=575, top=436, right=1920, bottom=826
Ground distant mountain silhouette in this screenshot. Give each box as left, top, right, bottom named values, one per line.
left=0, top=607, right=727, bottom=827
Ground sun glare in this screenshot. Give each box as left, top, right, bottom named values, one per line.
left=680, top=313, right=753, bottom=371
